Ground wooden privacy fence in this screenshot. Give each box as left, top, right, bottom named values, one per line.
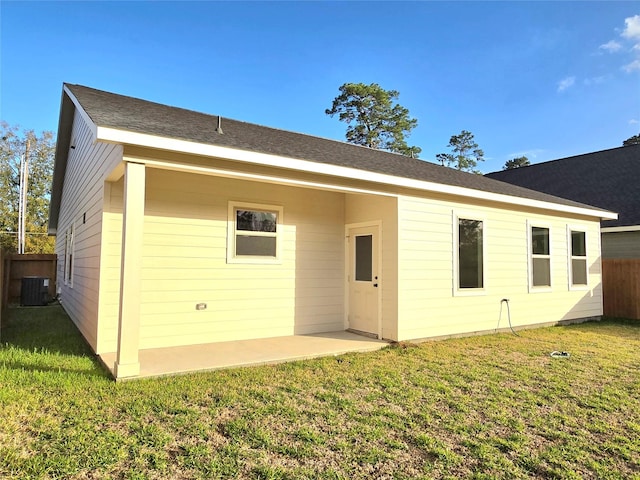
left=1, top=254, right=57, bottom=308
left=0, top=250, right=4, bottom=332
left=602, top=259, right=640, bottom=320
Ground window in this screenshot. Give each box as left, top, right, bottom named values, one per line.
left=530, top=225, right=551, bottom=289
left=64, top=225, right=74, bottom=286
left=227, top=202, right=283, bottom=264
left=355, top=235, right=373, bottom=281
left=570, top=230, right=587, bottom=287
left=453, top=215, right=485, bottom=295
left=457, top=218, right=484, bottom=290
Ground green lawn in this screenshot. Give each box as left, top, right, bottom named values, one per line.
left=1, top=306, right=639, bottom=479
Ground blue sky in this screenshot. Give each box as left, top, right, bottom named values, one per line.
left=1, top=1, right=639, bottom=173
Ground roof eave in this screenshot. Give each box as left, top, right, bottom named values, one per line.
left=96, top=126, right=617, bottom=221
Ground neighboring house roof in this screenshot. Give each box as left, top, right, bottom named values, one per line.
left=486, top=145, right=640, bottom=229
left=50, top=84, right=615, bottom=232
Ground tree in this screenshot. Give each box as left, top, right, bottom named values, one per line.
left=0, top=122, right=55, bottom=253
left=436, top=130, right=485, bottom=173
left=503, top=155, right=530, bottom=170
left=325, top=82, right=421, bottom=157
left=623, top=133, right=640, bottom=146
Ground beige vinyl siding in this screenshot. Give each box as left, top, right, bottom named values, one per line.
left=345, top=194, right=398, bottom=340
left=55, top=112, right=123, bottom=351
left=99, top=168, right=346, bottom=352
left=397, top=195, right=603, bottom=341
left=95, top=180, right=124, bottom=353
left=91, top=144, right=607, bottom=353
left=601, top=231, right=640, bottom=259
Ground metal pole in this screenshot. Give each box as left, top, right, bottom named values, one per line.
left=17, top=157, right=23, bottom=254
left=17, top=139, right=30, bottom=254
left=23, top=139, right=29, bottom=253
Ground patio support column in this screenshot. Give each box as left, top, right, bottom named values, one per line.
left=114, top=161, right=145, bottom=378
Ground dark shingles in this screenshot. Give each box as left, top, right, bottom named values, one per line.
left=486, top=145, right=640, bottom=228
left=66, top=84, right=611, bottom=214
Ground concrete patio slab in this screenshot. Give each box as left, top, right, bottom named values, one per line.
left=99, top=331, right=389, bottom=380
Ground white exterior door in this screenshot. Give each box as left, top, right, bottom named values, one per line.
left=348, top=225, right=379, bottom=337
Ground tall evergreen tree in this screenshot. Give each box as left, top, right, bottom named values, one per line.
left=503, top=156, right=530, bottom=170
left=326, top=82, right=421, bottom=157
left=436, top=130, right=485, bottom=173
left=623, top=133, right=640, bottom=146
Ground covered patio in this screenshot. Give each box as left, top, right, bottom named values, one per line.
left=99, top=330, right=388, bottom=380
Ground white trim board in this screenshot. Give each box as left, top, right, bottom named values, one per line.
left=601, top=225, right=640, bottom=233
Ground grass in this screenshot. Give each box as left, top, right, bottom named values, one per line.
left=0, top=306, right=639, bottom=479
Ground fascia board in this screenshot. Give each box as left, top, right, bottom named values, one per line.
left=601, top=225, right=640, bottom=233
left=49, top=86, right=100, bottom=234
left=97, top=126, right=618, bottom=221
left=63, top=85, right=99, bottom=141
left=49, top=88, right=82, bottom=234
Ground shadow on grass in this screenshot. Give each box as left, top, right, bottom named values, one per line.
left=1, top=304, right=110, bottom=379
left=562, top=316, right=640, bottom=340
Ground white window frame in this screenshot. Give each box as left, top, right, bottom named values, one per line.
left=227, top=201, right=283, bottom=264
left=453, top=212, right=486, bottom=296
left=527, top=221, right=552, bottom=292
left=567, top=226, right=589, bottom=290
left=64, top=223, right=75, bottom=287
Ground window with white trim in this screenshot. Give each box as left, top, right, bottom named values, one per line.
left=64, top=224, right=74, bottom=286
left=227, top=202, right=283, bottom=264
left=569, top=229, right=587, bottom=287
left=530, top=225, right=551, bottom=288
left=455, top=216, right=485, bottom=292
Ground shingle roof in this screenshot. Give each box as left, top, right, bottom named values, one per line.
left=65, top=84, right=610, bottom=214
left=486, top=145, right=640, bottom=228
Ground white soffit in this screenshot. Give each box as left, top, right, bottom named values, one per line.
left=127, top=157, right=398, bottom=198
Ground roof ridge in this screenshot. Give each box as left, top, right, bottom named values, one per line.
left=538, top=144, right=638, bottom=164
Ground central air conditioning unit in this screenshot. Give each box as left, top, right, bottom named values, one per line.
left=21, top=277, right=49, bottom=306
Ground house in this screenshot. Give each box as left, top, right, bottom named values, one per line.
left=49, top=84, right=616, bottom=379
left=486, top=145, right=640, bottom=259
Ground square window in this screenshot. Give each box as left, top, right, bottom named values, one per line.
left=227, top=202, right=283, bottom=264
